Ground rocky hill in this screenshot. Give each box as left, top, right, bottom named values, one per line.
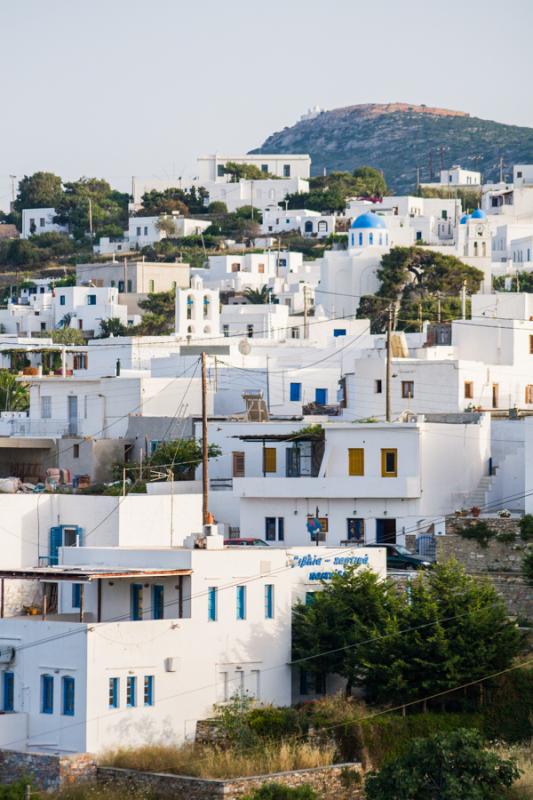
left=251, top=103, right=533, bottom=193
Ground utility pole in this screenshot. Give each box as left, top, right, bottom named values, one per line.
left=266, top=355, right=271, bottom=413
left=202, top=350, right=209, bottom=525
left=416, top=166, right=420, bottom=189
left=88, top=198, right=93, bottom=238
left=303, top=285, right=309, bottom=339
left=386, top=304, right=393, bottom=422
left=461, top=280, right=467, bottom=320
left=9, top=175, right=16, bottom=204
left=201, top=352, right=209, bottom=525
left=437, top=293, right=442, bottom=323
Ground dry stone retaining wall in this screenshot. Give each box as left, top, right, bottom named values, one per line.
left=0, top=749, right=96, bottom=791
left=98, top=763, right=363, bottom=800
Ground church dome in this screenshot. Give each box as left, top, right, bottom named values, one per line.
left=350, top=211, right=387, bottom=230
left=459, top=214, right=470, bottom=224
left=470, top=208, right=486, bottom=220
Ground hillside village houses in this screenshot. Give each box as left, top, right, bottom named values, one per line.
left=3, top=156, right=533, bottom=756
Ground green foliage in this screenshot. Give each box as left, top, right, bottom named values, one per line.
left=0, top=779, right=35, bottom=800
left=364, top=728, right=520, bottom=800
left=14, top=171, right=63, bottom=212
left=522, top=550, right=533, bottom=585
left=457, top=521, right=496, bottom=548
left=0, top=371, right=29, bottom=411
left=206, top=213, right=261, bottom=240
left=223, top=162, right=276, bottom=182
left=55, top=178, right=129, bottom=241
left=244, top=285, right=273, bottom=304
left=494, top=271, right=533, bottom=293
left=483, top=669, right=533, bottom=743
left=234, top=205, right=263, bottom=223
left=207, top=201, right=228, bottom=214
left=293, top=562, right=523, bottom=708
left=417, top=185, right=481, bottom=209
left=357, top=247, right=484, bottom=332
left=50, top=328, right=85, bottom=345
left=496, top=530, right=517, bottom=543
left=285, top=167, right=386, bottom=214
left=141, top=186, right=208, bottom=216
left=519, top=514, right=533, bottom=542
left=147, top=438, right=221, bottom=480
left=242, top=785, right=317, bottom=800
left=134, top=289, right=175, bottom=335
left=98, top=318, right=129, bottom=338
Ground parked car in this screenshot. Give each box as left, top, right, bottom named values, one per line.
left=224, top=538, right=271, bottom=547
left=361, top=543, right=431, bottom=570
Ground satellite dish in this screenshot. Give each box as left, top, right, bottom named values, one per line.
left=238, top=339, right=252, bottom=355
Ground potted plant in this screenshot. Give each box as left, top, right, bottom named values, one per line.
left=470, top=506, right=481, bottom=518
left=498, top=509, right=511, bottom=518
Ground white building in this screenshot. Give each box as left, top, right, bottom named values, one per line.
left=420, top=165, right=481, bottom=188
left=21, top=208, right=68, bottom=240
left=231, top=417, right=490, bottom=547
left=194, top=251, right=303, bottom=292
left=262, top=207, right=335, bottom=239
left=317, top=211, right=389, bottom=317
left=197, top=154, right=311, bottom=184
left=95, top=215, right=211, bottom=255
left=206, top=178, right=309, bottom=214
left=0, top=287, right=133, bottom=336
left=175, top=277, right=220, bottom=339
left=76, top=260, right=190, bottom=295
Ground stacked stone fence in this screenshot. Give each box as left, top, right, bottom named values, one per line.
left=97, top=762, right=363, bottom=800
left=0, top=749, right=96, bottom=792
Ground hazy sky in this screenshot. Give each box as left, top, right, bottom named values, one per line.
left=1, top=0, right=532, bottom=209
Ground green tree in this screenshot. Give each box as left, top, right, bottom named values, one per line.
left=0, top=371, right=29, bottom=411
left=364, top=728, right=520, bottom=800
left=98, top=318, right=129, bottom=338
left=352, top=166, right=388, bottom=197
left=207, top=201, right=228, bottom=214
left=148, top=438, right=221, bottom=480
left=14, top=172, right=63, bottom=212
left=285, top=168, right=388, bottom=213
left=293, top=562, right=523, bottom=705
left=234, top=205, right=263, bottom=223
left=156, top=216, right=178, bottom=237
left=55, top=178, right=129, bottom=241
left=244, top=285, right=273, bottom=304
left=292, top=568, right=402, bottom=695
left=141, top=187, right=207, bottom=216
left=50, top=328, right=85, bottom=345
left=223, top=162, right=275, bottom=182
left=522, top=549, right=533, bottom=585
left=357, top=247, right=484, bottom=332
left=134, top=289, right=175, bottom=335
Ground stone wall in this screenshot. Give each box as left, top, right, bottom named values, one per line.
left=0, top=749, right=96, bottom=791
left=442, top=518, right=527, bottom=573
left=98, top=763, right=363, bottom=800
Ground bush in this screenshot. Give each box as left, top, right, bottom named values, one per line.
left=522, top=550, right=533, bottom=586
left=483, top=669, right=533, bottom=743
left=247, top=706, right=302, bottom=740
left=242, top=785, right=317, bottom=800
left=457, top=521, right=495, bottom=547
left=519, top=514, right=533, bottom=542
left=0, top=780, right=33, bottom=800
left=364, top=728, right=520, bottom=800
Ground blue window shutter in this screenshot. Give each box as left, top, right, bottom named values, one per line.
left=333, top=329, right=347, bottom=337
left=49, top=527, right=62, bottom=566
left=264, top=585, right=274, bottom=619
left=315, top=388, right=327, bottom=405
left=208, top=587, right=217, bottom=621
left=41, top=674, right=54, bottom=714
left=3, top=672, right=14, bottom=712
left=109, top=677, right=119, bottom=709
left=72, top=584, right=81, bottom=609
left=76, top=526, right=84, bottom=546
left=152, top=585, right=164, bottom=620
left=290, top=383, right=301, bottom=402
left=62, top=676, right=75, bottom=716
left=236, top=586, right=246, bottom=620
left=144, top=675, right=154, bottom=706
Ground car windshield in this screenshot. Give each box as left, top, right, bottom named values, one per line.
left=394, top=545, right=412, bottom=555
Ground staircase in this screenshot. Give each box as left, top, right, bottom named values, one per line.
left=463, top=475, right=493, bottom=511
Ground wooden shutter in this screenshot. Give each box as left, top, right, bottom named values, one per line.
left=348, top=448, right=364, bottom=476
left=232, top=452, right=245, bottom=478
left=263, top=447, right=277, bottom=473
left=381, top=448, right=398, bottom=477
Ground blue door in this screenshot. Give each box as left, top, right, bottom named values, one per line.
left=315, top=388, right=327, bottom=405
left=376, top=519, right=396, bottom=544
left=49, top=526, right=63, bottom=566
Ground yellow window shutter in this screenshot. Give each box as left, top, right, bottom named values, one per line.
left=381, top=448, right=398, bottom=477
left=263, top=447, right=277, bottom=473
left=348, top=448, right=364, bottom=476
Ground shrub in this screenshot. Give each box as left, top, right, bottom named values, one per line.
left=483, top=669, right=533, bottom=743
left=364, top=728, right=520, bottom=800
left=457, top=521, right=495, bottom=547
left=496, top=530, right=517, bottom=543
left=0, top=780, right=34, bottom=800
left=519, top=514, right=533, bottom=542
left=522, top=550, right=533, bottom=586
left=242, top=785, right=317, bottom=800
left=247, top=706, right=303, bottom=740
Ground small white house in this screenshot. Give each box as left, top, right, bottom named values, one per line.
left=21, top=208, right=68, bottom=240
left=197, top=154, right=311, bottom=184
left=261, top=208, right=335, bottom=239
